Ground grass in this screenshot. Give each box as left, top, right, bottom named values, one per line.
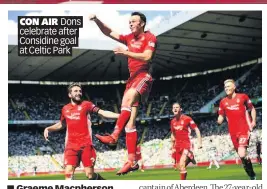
left=9, top=164, right=262, bottom=180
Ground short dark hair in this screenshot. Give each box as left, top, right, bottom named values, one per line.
left=68, top=82, right=82, bottom=93
left=131, top=12, right=146, bottom=29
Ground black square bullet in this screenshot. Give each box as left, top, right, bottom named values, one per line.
left=7, top=185, right=14, bottom=189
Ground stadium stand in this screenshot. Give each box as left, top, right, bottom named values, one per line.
left=8, top=64, right=262, bottom=121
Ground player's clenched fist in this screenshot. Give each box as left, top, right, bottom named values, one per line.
left=89, top=14, right=97, bottom=21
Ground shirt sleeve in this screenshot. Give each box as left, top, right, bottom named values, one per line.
left=85, top=101, right=100, bottom=114
left=218, top=100, right=225, bottom=116
left=243, top=94, right=254, bottom=110
left=145, top=34, right=157, bottom=52
left=119, top=34, right=128, bottom=45
left=170, top=121, right=174, bottom=133
left=60, top=108, right=65, bottom=122
left=188, top=117, right=197, bottom=129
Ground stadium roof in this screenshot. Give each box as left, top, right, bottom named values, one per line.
left=8, top=11, right=262, bottom=82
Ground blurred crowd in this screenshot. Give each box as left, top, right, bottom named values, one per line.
left=8, top=64, right=261, bottom=121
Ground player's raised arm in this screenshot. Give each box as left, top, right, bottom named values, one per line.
left=44, top=121, right=65, bottom=141
left=97, top=109, right=120, bottom=119
left=89, top=14, right=122, bottom=43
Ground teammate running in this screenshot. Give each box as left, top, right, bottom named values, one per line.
left=217, top=79, right=257, bottom=180
left=170, top=102, right=202, bottom=180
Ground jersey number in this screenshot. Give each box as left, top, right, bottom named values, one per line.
left=239, top=137, right=247, bottom=144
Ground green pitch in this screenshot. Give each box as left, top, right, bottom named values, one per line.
left=9, top=164, right=262, bottom=180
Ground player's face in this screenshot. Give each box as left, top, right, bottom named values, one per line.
left=129, top=15, right=144, bottom=34
left=69, top=86, right=82, bottom=103
left=224, top=82, right=235, bottom=96
left=172, top=104, right=181, bottom=116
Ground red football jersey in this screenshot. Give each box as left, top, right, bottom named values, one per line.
left=218, top=93, right=254, bottom=134
left=119, top=31, right=157, bottom=77
left=60, top=101, right=99, bottom=148
left=170, top=115, right=197, bottom=147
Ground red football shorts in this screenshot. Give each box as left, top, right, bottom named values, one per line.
left=230, top=132, right=250, bottom=150
left=175, top=144, right=191, bottom=163
left=64, top=145, right=96, bottom=167
left=124, top=73, right=153, bottom=107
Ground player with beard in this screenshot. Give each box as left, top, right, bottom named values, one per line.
left=44, top=83, right=119, bottom=180
left=170, top=102, right=202, bottom=180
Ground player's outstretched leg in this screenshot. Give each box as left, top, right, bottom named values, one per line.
left=117, top=108, right=139, bottom=175
left=96, top=89, right=139, bottom=149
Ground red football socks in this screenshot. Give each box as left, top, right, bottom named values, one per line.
left=180, top=167, right=187, bottom=180
left=126, top=128, right=137, bottom=162
left=180, top=172, right=187, bottom=180
left=112, top=107, right=132, bottom=139
left=65, top=173, right=73, bottom=180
